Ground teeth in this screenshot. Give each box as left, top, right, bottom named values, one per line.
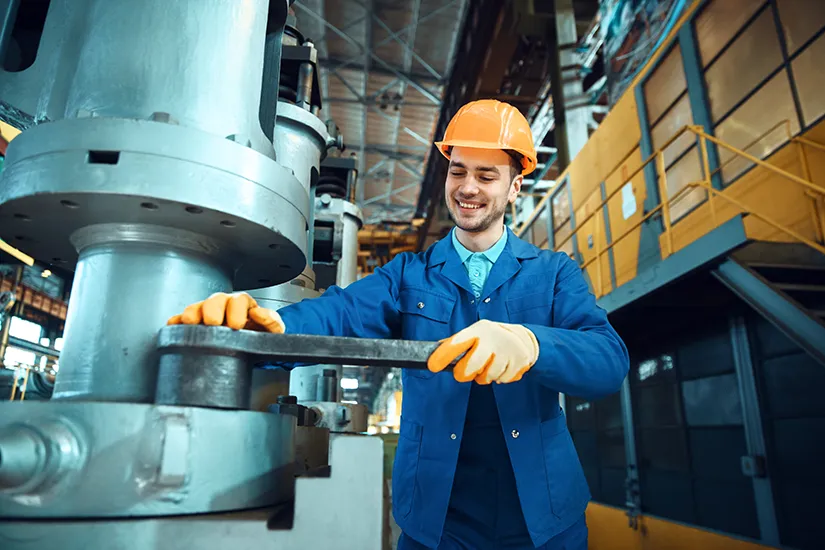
left=458, top=201, right=482, bottom=209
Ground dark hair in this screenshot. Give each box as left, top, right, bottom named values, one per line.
left=445, top=146, right=524, bottom=181
left=504, top=150, right=524, bottom=180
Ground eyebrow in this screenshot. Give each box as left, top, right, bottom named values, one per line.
left=449, top=162, right=500, bottom=175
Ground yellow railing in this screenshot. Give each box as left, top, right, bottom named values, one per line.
left=8, top=366, right=31, bottom=401
left=516, top=123, right=825, bottom=298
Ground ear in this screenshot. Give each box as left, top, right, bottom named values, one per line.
left=508, top=175, right=523, bottom=203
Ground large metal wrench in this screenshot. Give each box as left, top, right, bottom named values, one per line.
left=154, top=325, right=447, bottom=409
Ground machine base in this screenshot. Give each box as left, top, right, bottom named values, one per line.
left=0, top=434, right=385, bottom=550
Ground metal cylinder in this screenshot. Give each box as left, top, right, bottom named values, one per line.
left=316, top=368, right=338, bottom=402
left=0, top=426, right=44, bottom=491
left=296, top=61, right=314, bottom=110
left=314, top=197, right=363, bottom=288
left=52, top=224, right=233, bottom=403
left=155, top=351, right=251, bottom=410
left=273, top=101, right=330, bottom=193
left=63, top=0, right=275, bottom=156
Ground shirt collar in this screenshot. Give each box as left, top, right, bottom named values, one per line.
left=451, top=226, right=509, bottom=264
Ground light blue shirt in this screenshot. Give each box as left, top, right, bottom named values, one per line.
left=451, top=226, right=508, bottom=298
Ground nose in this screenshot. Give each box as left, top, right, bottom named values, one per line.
left=458, top=179, right=480, bottom=196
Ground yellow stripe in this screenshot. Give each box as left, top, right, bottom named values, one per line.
left=0, top=239, right=34, bottom=266
left=586, top=502, right=773, bottom=550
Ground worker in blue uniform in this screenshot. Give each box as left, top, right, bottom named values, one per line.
left=168, top=99, right=629, bottom=549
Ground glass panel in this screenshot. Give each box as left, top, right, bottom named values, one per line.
left=695, top=0, right=767, bottom=66
left=530, top=201, right=549, bottom=248
left=635, top=384, right=683, bottom=428
left=551, top=183, right=570, bottom=230
left=705, top=9, right=783, bottom=122
left=632, top=354, right=676, bottom=385
left=715, top=70, right=800, bottom=184
left=778, top=0, right=825, bottom=55
left=650, top=93, right=695, bottom=168
left=681, top=374, right=744, bottom=426
left=792, top=33, right=825, bottom=126
left=554, top=220, right=574, bottom=257
left=664, top=147, right=706, bottom=221
left=644, top=45, right=686, bottom=124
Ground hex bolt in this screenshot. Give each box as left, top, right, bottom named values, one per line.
left=0, top=420, right=84, bottom=495
left=0, top=426, right=47, bottom=491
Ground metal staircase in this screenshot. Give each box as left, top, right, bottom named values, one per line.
left=713, top=242, right=825, bottom=366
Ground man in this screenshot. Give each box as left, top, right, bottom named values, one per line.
left=169, top=99, right=629, bottom=549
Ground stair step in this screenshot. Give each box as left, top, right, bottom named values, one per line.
left=774, top=283, right=825, bottom=292
left=746, top=262, right=825, bottom=271
left=733, top=242, right=825, bottom=268
left=749, top=264, right=825, bottom=286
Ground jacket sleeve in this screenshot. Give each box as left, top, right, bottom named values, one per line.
left=275, top=253, right=405, bottom=339
left=524, top=253, right=629, bottom=399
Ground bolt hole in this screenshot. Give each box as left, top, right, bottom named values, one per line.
left=185, top=206, right=203, bottom=214
left=268, top=243, right=280, bottom=250
left=279, top=264, right=290, bottom=269
left=14, top=235, right=24, bottom=241
left=87, top=150, right=120, bottom=165
left=51, top=257, right=65, bottom=263
left=140, top=202, right=159, bottom=210
left=13, top=213, right=31, bottom=221
left=220, top=220, right=236, bottom=228
left=60, top=200, right=80, bottom=209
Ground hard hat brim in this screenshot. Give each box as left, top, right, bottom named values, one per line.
left=434, top=140, right=537, bottom=175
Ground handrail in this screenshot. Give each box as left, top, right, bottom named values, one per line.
left=520, top=121, right=825, bottom=298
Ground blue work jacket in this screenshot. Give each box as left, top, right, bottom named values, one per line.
left=278, top=228, right=629, bottom=547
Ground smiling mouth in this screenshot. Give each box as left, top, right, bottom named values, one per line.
left=456, top=200, right=484, bottom=210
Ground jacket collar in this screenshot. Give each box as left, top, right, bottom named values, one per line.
left=427, top=227, right=538, bottom=296
left=427, top=226, right=538, bottom=268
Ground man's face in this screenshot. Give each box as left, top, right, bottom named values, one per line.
left=444, top=147, right=522, bottom=233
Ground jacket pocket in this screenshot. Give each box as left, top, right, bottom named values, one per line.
left=539, top=414, right=591, bottom=518
left=392, top=417, right=423, bottom=519
left=398, top=287, right=455, bottom=378
left=505, top=291, right=552, bottom=323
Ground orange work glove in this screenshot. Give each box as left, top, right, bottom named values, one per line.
left=427, top=320, right=539, bottom=384
left=167, top=292, right=285, bottom=333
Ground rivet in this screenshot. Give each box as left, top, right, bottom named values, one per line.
left=417, top=302, right=424, bottom=309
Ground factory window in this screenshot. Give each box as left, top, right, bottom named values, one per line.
left=550, top=181, right=573, bottom=257
left=704, top=7, right=783, bottom=124
left=643, top=45, right=687, bottom=125
left=567, top=392, right=626, bottom=508
left=792, top=32, right=825, bottom=126
left=662, top=148, right=706, bottom=222
left=529, top=201, right=549, bottom=249
left=748, top=314, right=825, bottom=549
left=694, top=0, right=767, bottom=67
left=777, top=0, right=825, bottom=55
left=714, top=71, right=799, bottom=184
left=643, top=43, right=705, bottom=224
left=630, top=317, right=759, bottom=539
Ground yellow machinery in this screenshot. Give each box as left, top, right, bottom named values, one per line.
left=515, top=1, right=825, bottom=549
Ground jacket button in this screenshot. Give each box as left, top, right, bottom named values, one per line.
left=483, top=297, right=491, bottom=303
left=450, top=433, right=457, bottom=440
left=511, top=429, right=519, bottom=439
left=417, top=302, right=424, bottom=309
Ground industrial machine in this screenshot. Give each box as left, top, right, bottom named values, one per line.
left=0, top=1, right=405, bottom=548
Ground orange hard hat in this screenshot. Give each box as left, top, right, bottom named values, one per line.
left=434, top=99, right=537, bottom=175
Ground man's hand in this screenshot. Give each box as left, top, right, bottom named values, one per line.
left=167, top=292, right=285, bottom=333
left=427, top=320, right=539, bottom=384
